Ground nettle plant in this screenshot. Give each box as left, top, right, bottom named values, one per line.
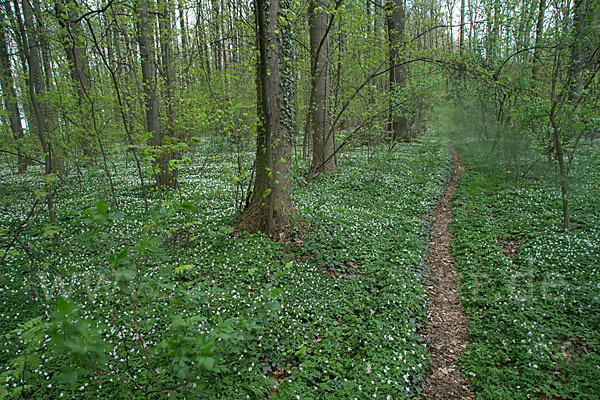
left=0, top=199, right=279, bottom=399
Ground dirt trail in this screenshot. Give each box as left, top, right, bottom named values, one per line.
left=421, top=145, right=474, bottom=399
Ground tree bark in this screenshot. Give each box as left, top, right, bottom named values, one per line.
left=309, top=0, right=336, bottom=174
left=0, top=4, right=27, bottom=172
left=569, top=0, right=598, bottom=94
left=468, top=0, right=473, bottom=49
left=531, top=0, right=546, bottom=81
left=210, top=0, right=222, bottom=71
left=135, top=0, right=176, bottom=188
left=178, top=0, right=188, bottom=68
left=236, top=0, right=295, bottom=235
left=550, top=101, right=569, bottom=230
left=158, top=0, right=179, bottom=187
left=55, top=0, right=94, bottom=160
left=459, top=0, right=465, bottom=54
left=196, top=3, right=211, bottom=75
left=385, top=0, right=409, bottom=142
left=15, top=0, right=57, bottom=224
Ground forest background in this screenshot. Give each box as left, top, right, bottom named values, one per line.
left=0, top=0, right=598, bottom=398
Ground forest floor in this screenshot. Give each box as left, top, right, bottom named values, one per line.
left=0, top=135, right=453, bottom=399
left=2, top=130, right=598, bottom=399
left=422, top=145, right=475, bottom=399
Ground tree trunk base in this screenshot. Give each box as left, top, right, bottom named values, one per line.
left=234, top=200, right=302, bottom=239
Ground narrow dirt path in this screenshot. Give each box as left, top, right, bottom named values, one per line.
left=421, top=145, right=474, bottom=399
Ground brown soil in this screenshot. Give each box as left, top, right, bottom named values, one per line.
left=499, top=236, right=521, bottom=259
left=320, top=261, right=362, bottom=278
left=421, top=145, right=475, bottom=399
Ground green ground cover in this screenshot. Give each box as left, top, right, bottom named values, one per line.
left=451, top=128, right=600, bottom=399
left=0, top=133, right=451, bottom=399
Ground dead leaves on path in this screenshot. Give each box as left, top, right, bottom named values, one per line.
left=421, top=146, right=475, bottom=399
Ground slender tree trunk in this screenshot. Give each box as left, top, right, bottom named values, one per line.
left=531, top=0, right=546, bottom=81
left=459, top=0, right=465, bottom=53
left=468, top=0, right=473, bottom=49
left=195, top=2, right=211, bottom=76
left=15, top=0, right=57, bottom=225
left=385, top=0, right=409, bottom=142
left=516, top=0, right=535, bottom=62
left=211, top=0, right=222, bottom=71
left=569, top=0, right=596, bottom=94
left=85, top=15, right=150, bottom=211
left=56, top=1, right=120, bottom=208
left=309, top=0, right=336, bottom=174
left=236, top=0, right=295, bottom=235
left=485, top=3, right=493, bottom=60
left=178, top=0, right=188, bottom=67
left=55, top=0, right=94, bottom=160
left=303, top=92, right=311, bottom=162
left=550, top=109, right=569, bottom=230
left=136, top=0, right=175, bottom=188
left=447, top=0, right=454, bottom=51
left=158, top=0, right=179, bottom=188
left=548, top=0, right=599, bottom=230
left=32, top=0, right=65, bottom=176
left=491, top=0, right=500, bottom=58
left=548, top=50, right=570, bottom=231
left=0, top=4, right=27, bottom=172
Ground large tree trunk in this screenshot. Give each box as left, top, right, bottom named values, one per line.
left=309, top=0, right=336, bottom=174
left=18, top=0, right=50, bottom=160
left=158, top=0, right=179, bottom=187
left=236, top=0, right=295, bottom=235
left=136, top=0, right=176, bottom=188
left=0, top=4, right=27, bottom=173
left=135, top=0, right=160, bottom=143
left=385, top=0, right=409, bottom=142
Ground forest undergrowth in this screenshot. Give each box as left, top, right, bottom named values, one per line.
left=448, top=106, right=600, bottom=399
left=0, top=134, right=452, bottom=399
left=3, top=114, right=598, bottom=399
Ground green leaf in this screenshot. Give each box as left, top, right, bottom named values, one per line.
left=59, top=367, right=79, bottom=385
left=180, top=201, right=197, bottom=212
left=109, top=211, right=124, bottom=221
left=56, top=297, right=76, bottom=314
left=34, top=189, right=47, bottom=200
left=44, top=173, right=57, bottom=186
left=174, top=264, right=194, bottom=274
left=201, top=356, right=215, bottom=370
left=43, top=225, right=60, bottom=237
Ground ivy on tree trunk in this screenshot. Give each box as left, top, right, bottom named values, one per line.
left=236, top=0, right=296, bottom=236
